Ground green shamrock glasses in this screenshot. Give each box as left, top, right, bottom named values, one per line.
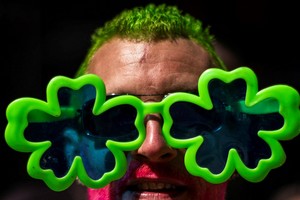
left=5, top=67, right=300, bottom=191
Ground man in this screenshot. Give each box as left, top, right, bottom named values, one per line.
left=5, top=3, right=298, bottom=200
left=77, top=4, right=229, bottom=200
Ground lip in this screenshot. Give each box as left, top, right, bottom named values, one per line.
left=122, top=178, right=188, bottom=200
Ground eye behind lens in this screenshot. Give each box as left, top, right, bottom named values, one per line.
left=169, top=102, right=221, bottom=139
left=82, top=100, right=139, bottom=142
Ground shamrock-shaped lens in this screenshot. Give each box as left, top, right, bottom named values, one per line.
left=169, top=79, right=283, bottom=174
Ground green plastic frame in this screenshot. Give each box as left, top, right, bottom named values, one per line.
left=5, top=67, right=300, bottom=191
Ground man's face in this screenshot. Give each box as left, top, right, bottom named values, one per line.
left=86, top=38, right=228, bottom=200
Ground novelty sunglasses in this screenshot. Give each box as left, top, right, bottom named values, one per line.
left=5, top=67, right=300, bottom=191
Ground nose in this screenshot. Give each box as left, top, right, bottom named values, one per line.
left=132, top=113, right=177, bottom=162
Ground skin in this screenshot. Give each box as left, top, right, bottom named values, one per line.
left=85, top=37, right=228, bottom=200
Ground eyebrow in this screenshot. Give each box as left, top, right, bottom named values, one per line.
left=106, top=90, right=199, bottom=97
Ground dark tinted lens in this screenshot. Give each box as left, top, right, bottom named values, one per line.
left=170, top=102, right=221, bottom=139
left=169, top=80, right=283, bottom=174
left=82, top=99, right=139, bottom=142
left=24, top=85, right=97, bottom=178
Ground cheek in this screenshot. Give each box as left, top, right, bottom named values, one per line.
left=88, top=186, right=111, bottom=200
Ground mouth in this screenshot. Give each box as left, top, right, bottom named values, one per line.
left=121, top=179, right=187, bottom=200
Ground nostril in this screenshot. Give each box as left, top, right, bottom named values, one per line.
left=161, top=152, right=175, bottom=160
left=133, top=143, right=178, bottom=163
left=133, top=153, right=148, bottom=161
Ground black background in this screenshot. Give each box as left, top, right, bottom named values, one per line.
left=1, top=1, right=299, bottom=199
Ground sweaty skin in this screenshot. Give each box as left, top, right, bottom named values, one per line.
left=86, top=37, right=228, bottom=200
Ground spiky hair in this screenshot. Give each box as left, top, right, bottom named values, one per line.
left=75, top=4, right=225, bottom=76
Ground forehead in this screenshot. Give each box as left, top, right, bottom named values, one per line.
left=87, top=38, right=212, bottom=97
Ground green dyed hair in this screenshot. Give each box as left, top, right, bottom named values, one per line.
left=75, top=4, right=226, bottom=77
